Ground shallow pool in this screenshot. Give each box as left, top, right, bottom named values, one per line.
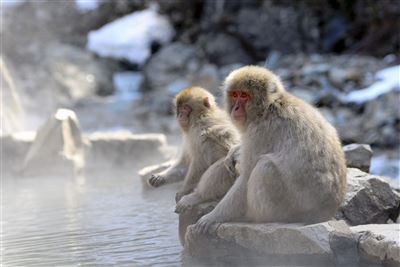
left=2, top=170, right=182, bottom=266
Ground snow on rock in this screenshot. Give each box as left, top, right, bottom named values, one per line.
left=87, top=6, right=174, bottom=65
left=75, top=0, right=98, bottom=12
left=346, top=65, right=400, bottom=103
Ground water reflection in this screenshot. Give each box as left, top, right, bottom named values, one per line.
left=2, top=170, right=182, bottom=266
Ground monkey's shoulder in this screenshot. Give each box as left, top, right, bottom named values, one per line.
left=199, top=125, right=238, bottom=150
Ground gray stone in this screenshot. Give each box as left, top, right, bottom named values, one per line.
left=1, top=131, right=35, bottom=175
left=336, top=168, right=400, bottom=226
left=351, top=224, right=400, bottom=265
left=142, top=42, right=197, bottom=91
left=21, top=109, right=86, bottom=176
left=179, top=202, right=217, bottom=246
left=190, top=63, right=220, bottom=95
left=203, top=33, right=252, bottom=66
left=343, top=143, right=373, bottom=172
left=184, top=220, right=358, bottom=266
left=85, top=132, right=169, bottom=170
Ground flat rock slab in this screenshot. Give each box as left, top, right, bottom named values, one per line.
left=351, top=224, right=400, bottom=266
left=85, top=132, right=169, bottom=169
left=184, top=220, right=358, bottom=266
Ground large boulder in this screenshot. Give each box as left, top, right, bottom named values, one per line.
left=21, top=109, right=86, bottom=176
left=336, top=168, right=400, bottom=225
left=351, top=224, right=400, bottom=266
left=343, top=144, right=373, bottom=172
left=184, top=220, right=358, bottom=266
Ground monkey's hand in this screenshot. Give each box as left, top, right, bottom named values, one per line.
left=224, top=146, right=240, bottom=176
left=194, top=213, right=220, bottom=235
left=148, top=174, right=166, bottom=187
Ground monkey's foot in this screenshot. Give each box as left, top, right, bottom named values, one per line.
left=194, top=213, right=219, bottom=235
left=174, top=197, right=194, bottom=214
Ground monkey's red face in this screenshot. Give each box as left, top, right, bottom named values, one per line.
left=230, top=89, right=250, bottom=122
left=177, top=104, right=192, bottom=129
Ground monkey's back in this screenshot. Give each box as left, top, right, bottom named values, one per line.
left=246, top=92, right=347, bottom=222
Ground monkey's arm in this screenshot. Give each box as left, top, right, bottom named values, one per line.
left=175, top=160, right=208, bottom=202
left=224, top=144, right=241, bottom=176
left=148, top=149, right=190, bottom=187
left=194, top=174, right=247, bottom=234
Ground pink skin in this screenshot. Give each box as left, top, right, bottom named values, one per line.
left=177, top=104, right=191, bottom=130
left=230, top=89, right=250, bottom=122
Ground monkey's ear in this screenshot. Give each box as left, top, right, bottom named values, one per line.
left=203, top=97, right=211, bottom=108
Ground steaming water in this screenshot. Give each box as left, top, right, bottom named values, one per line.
left=2, top=170, right=182, bottom=266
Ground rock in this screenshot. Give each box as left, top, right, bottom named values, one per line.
left=21, top=109, right=86, bottom=176
left=1, top=131, right=35, bottom=176
left=336, top=168, right=400, bottom=225
left=184, top=220, right=358, bottom=266
left=47, top=42, right=115, bottom=97
left=190, top=63, right=220, bottom=95
left=236, top=6, right=318, bottom=57
left=203, top=33, right=252, bottom=66
left=290, top=88, right=320, bottom=104
left=142, top=42, right=197, bottom=91
left=179, top=202, right=217, bottom=246
left=351, top=224, right=400, bottom=266
left=343, top=144, right=373, bottom=172
left=85, top=131, right=169, bottom=170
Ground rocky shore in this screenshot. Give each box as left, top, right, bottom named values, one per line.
left=3, top=109, right=399, bottom=266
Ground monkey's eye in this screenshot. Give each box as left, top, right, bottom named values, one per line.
left=232, top=92, right=238, bottom=98
left=241, top=92, right=249, bottom=98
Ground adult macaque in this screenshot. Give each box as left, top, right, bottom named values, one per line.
left=149, top=87, right=240, bottom=203
left=194, top=66, right=347, bottom=233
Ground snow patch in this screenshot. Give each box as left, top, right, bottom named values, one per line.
left=346, top=65, right=400, bottom=103
left=87, top=7, right=174, bottom=65
left=75, top=0, right=98, bottom=12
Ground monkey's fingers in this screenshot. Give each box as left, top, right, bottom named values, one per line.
left=175, top=201, right=191, bottom=214
left=148, top=175, right=165, bottom=187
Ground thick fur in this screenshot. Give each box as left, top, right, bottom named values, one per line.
left=149, top=87, right=240, bottom=206
left=195, top=66, right=347, bottom=233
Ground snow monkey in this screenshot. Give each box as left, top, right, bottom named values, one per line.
left=194, top=66, right=347, bottom=233
left=148, top=87, right=240, bottom=203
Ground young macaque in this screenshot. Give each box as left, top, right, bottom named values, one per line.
left=149, top=87, right=240, bottom=205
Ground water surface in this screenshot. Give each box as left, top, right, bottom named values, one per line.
left=2, top=170, right=182, bottom=266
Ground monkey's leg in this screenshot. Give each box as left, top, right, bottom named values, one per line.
left=194, top=173, right=247, bottom=234
left=246, top=154, right=293, bottom=222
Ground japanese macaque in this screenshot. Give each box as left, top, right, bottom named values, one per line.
left=194, top=66, right=347, bottom=233
left=148, top=87, right=240, bottom=204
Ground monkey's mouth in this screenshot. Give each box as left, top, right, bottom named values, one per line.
left=232, top=114, right=246, bottom=122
